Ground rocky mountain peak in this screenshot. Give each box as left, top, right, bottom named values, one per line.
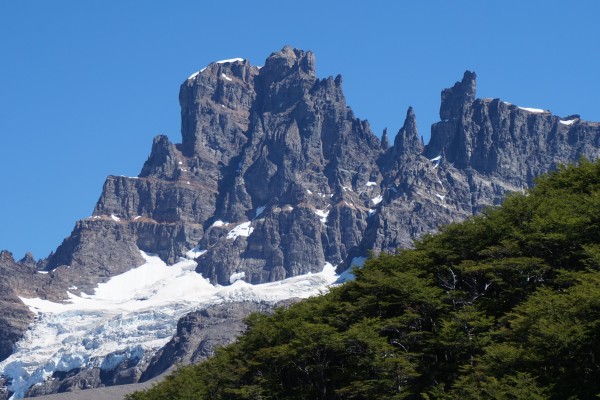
left=257, top=46, right=318, bottom=113
left=139, top=135, right=180, bottom=179
left=262, top=46, right=316, bottom=79
left=440, top=70, right=476, bottom=120
left=18, top=252, right=36, bottom=269
left=0, top=251, right=14, bottom=264
left=179, top=57, right=258, bottom=159
left=390, top=107, right=424, bottom=158
left=4, top=50, right=600, bottom=398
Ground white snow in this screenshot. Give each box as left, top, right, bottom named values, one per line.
left=216, top=58, right=244, bottom=64
left=221, top=73, right=233, bottom=82
left=178, top=161, right=182, bottom=165
left=366, top=181, right=377, bottom=187
left=37, top=271, right=48, bottom=274
left=229, top=272, right=245, bottom=284
left=430, top=155, right=442, bottom=169
left=306, top=189, right=313, bottom=195
left=314, top=209, right=329, bottom=224
left=211, top=220, right=227, bottom=228
left=0, top=252, right=341, bottom=399
left=371, top=195, right=383, bottom=205
left=110, top=215, right=120, bottom=222
left=255, top=206, right=266, bottom=218
left=187, top=58, right=244, bottom=80
left=134, top=216, right=142, bottom=220
left=368, top=209, right=376, bottom=216
left=185, top=246, right=207, bottom=260
left=226, top=221, right=254, bottom=240
left=559, top=119, right=576, bottom=126
left=435, top=193, right=446, bottom=201
left=518, top=106, right=546, bottom=113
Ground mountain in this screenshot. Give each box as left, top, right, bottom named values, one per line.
left=1, top=46, right=600, bottom=398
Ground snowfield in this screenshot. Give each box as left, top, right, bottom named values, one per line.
left=0, top=252, right=340, bottom=399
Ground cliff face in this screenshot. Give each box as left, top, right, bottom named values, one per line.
left=44, top=47, right=385, bottom=287
left=0, top=252, right=36, bottom=363
left=41, top=51, right=600, bottom=291
left=3, top=47, right=600, bottom=397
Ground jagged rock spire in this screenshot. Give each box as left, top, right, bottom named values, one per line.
left=18, top=252, right=36, bottom=268
left=259, top=46, right=317, bottom=102
left=262, top=45, right=316, bottom=78
left=393, top=107, right=424, bottom=156
left=381, top=128, right=390, bottom=150
left=440, top=70, right=476, bottom=120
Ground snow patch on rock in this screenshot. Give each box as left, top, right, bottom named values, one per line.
left=518, top=106, right=546, bottom=113
left=185, top=246, right=207, bottom=260
left=211, top=220, right=227, bottom=228
left=559, top=119, right=576, bottom=126
left=229, top=272, right=245, bottom=284
left=314, top=209, right=329, bottom=224
left=226, top=222, right=253, bottom=240
left=371, top=195, right=383, bottom=205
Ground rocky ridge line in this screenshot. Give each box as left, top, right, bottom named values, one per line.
left=1, top=48, right=600, bottom=398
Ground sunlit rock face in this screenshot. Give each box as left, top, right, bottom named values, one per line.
left=2, top=48, right=600, bottom=398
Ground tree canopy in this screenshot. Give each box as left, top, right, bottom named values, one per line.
left=128, top=159, right=600, bottom=400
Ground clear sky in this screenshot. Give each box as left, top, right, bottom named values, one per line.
left=1, top=1, right=599, bottom=260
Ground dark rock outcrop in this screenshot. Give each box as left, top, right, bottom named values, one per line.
left=0, top=251, right=39, bottom=362
left=140, top=301, right=283, bottom=381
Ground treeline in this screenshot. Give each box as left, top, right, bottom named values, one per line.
left=128, top=159, right=600, bottom=399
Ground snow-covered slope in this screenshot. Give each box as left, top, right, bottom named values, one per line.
left=0, top=252, right=339, bottom=399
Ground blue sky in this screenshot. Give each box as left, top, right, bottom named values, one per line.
left=1, top=1, right=599, bottom=260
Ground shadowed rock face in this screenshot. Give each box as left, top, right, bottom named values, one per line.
left=0, top=254, right=34, bottom=363
left=3, top=47, right=600, bottom=397
left=139, top=301, right=285, bottom=382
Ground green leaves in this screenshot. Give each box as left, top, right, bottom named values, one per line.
left=130, top=159, right=600, bottom=400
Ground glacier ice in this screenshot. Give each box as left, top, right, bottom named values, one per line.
left=0, top=252, right=341, bottom=399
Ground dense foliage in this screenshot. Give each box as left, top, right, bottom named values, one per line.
left=128, top=159, right=600, bottom=399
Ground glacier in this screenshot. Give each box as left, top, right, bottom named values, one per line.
left=0, top=252, right=340, bottom=399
